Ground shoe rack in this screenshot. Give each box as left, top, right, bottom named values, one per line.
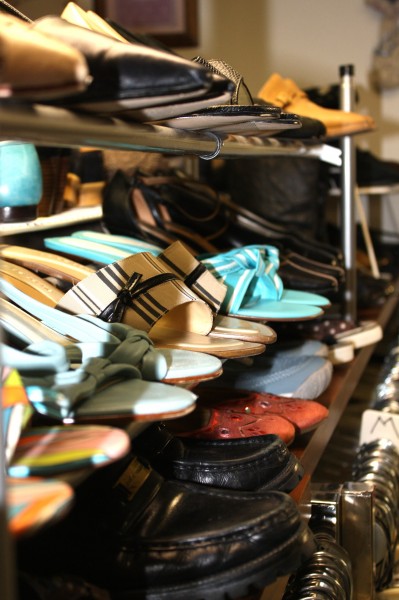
left=0, top=66, right=397, bottom=600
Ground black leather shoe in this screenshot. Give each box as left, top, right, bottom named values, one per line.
left=131, top=422, right=303, bottom=492
left=19, top=454, right=315, bottom=600
left=30, top=16, right=216, bottom=112
left=17, top=572, right=111, bottom=600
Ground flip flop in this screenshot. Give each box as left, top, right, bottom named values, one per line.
left=0, top=252, right=265, bottom=359
left=0, top=290, right=223, bottom=385
left=7, top=476, right=74, bottom=537
left=8, top=424, right=130, bottom=477
left=2, top=342, right=198, bottom=423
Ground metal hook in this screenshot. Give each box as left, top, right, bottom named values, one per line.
left=199, top=132, right=222, bottom=160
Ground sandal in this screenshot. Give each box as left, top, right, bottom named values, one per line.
left=153, top=107, right=302, bottom=138
left=99, top=170, right=343, bottom=296
left=275, top=316, right=383, bottom=350
left=7, top=476, right=74, bottom=537
left=201, top=246, right=327, bottom=321
left=0, top=288, right=223, bottom=385
left=0, top=242, right=276, bottom=346
left=41, top=235, right=327, bottom=320
left=0, top=254, right=265, bottom=359
left=3, top=342, right=198, bottom=423
left=2, top=366, right=33, bottom=466
left=68, top=229, right=339, bottom=306
left=8, top=424, right=130, bottom=478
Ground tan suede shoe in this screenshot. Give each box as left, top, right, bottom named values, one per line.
left=258, top=72, right=376, bottom=137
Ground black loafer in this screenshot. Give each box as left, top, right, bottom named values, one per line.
left=31, top=16, right=216, bottom=112
left=131, top=422, right=303, bottom=492
left=19, top=454, right=315, bottom=600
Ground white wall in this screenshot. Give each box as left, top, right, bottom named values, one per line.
left=19, top=0, right=399, bottom=229
left=178, top=0, right=399, bottom=231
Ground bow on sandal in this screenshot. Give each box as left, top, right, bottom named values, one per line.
left=2, top=342, right=197, bottom=423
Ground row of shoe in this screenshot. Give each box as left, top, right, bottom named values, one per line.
left=0, top=219, right=341, bottom=598
left=0, top=206, right=385, bottom=597
left=0, top=1, right=376, bottom=141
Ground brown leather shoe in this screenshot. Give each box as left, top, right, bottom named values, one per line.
left=258, top=73, right=376, bottom=137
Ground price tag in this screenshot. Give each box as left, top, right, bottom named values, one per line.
left=360, top=409, right=399, bottom=449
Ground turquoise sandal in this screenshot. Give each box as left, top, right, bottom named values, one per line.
left=44, top=234, right=327, bottom=321
left=0, top=280, right=223, bottom=385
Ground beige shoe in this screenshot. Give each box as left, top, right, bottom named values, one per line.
left=258, top=72, right=376, bottom=137
left=0, top=13, right=90, bottom=99
left=61, top=2, right=128, bottom=43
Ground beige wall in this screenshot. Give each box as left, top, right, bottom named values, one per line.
left=19, top=0, right=399, bottom=229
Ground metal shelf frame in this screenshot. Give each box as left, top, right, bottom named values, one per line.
left=0, top=101, right=341, bottom=162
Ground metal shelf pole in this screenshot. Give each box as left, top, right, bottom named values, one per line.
left=340, top=64, right=357, bottom=322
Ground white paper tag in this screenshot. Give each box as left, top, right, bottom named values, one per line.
left=360, top=409, right=399, bottom=448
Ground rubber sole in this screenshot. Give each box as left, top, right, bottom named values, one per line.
left=112, top=519, right=316, bottom=600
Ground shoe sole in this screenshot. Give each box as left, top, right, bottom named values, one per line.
left=279, top=359, right=333, bottom=400
left=328, top=341, right=355, bottom=365
left=113, top=519, right=316, bottom=600
left=334, top=320, right=383, bottom=349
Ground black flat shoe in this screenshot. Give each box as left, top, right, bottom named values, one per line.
left=17, top=572, right=111, bottom=600
left=18, top=454, right=315, bottom=600
left=29, top=16, right=219, bottom=113
left=131, top=422, right=303, bottom=492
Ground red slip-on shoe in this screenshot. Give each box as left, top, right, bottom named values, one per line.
left=167, top=406, right=296, bottom=445
left=196, top=387, right=329, bottom=434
